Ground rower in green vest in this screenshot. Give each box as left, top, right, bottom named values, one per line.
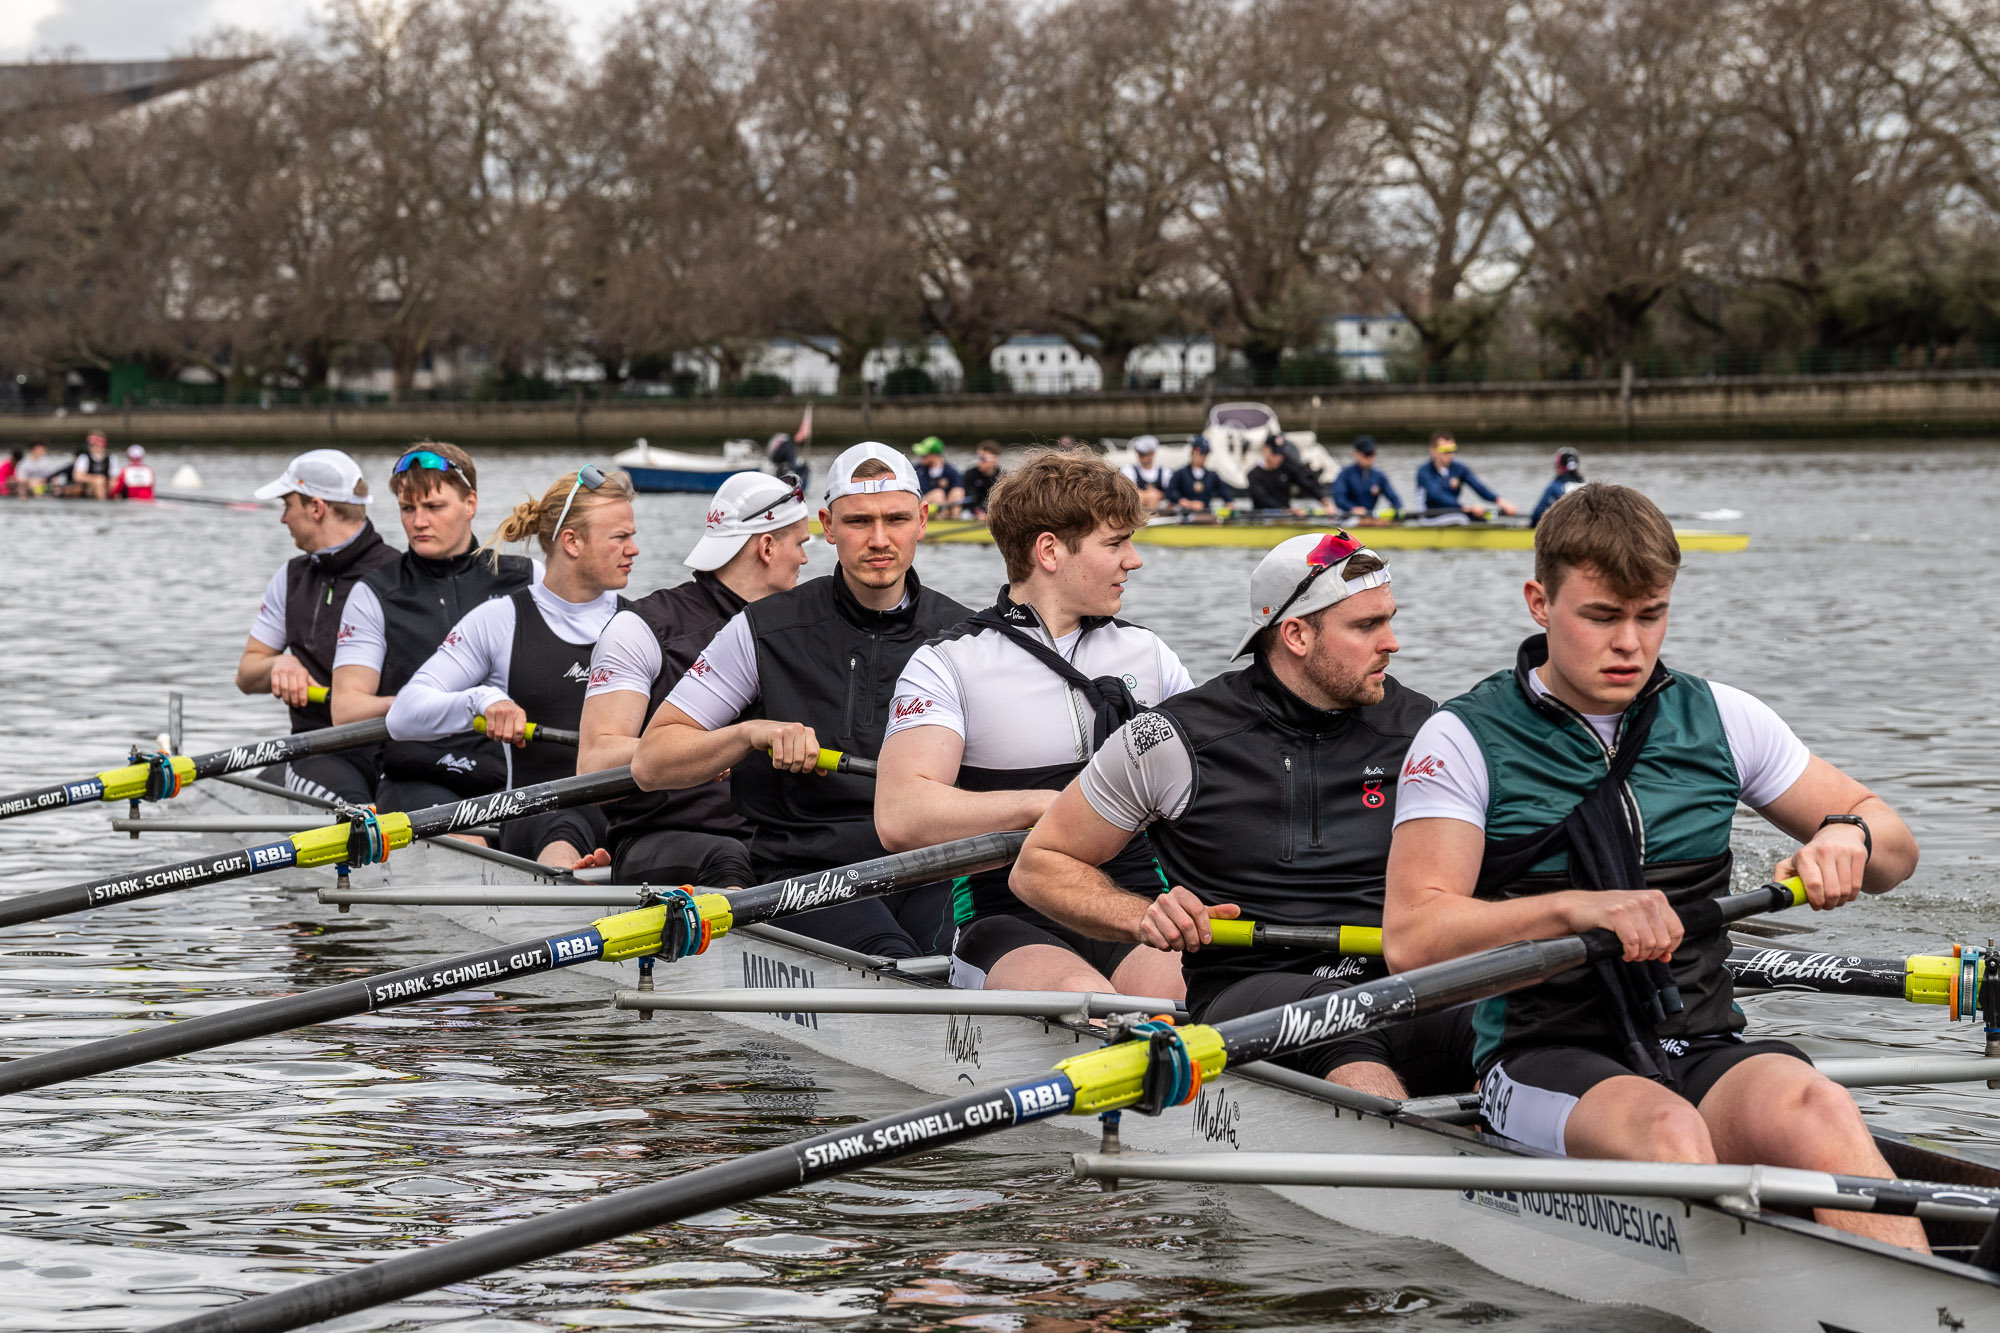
left=1382, top=482, right=1927, bottom=1253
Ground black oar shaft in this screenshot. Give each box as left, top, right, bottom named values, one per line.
left=0, top=833, right=1025, bottom=1097
left=185, top=719, right=391, bottom=781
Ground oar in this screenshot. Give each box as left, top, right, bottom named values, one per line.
left=0, top=767, right=640, bottom=931
left=760, top=746, right=876, bottom=777
left=0, top=832, right=1023, bottom=1097
left=471, top=716, right=580, bottom=747
left=145, top=878, right=1806, bottom=1333
left=0, top=719, right=389, bottom=822
left=1213, top=921, right=1990, bottom=1014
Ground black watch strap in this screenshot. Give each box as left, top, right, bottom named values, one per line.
left=1819, top=814, right=1872, bottom=863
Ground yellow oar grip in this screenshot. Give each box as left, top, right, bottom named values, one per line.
left=814, top=748, right=847, bottom=774
left=307, top=686, right=329, bottom=704
left=1780, top=875, right=1807, bottom=907
left=289, top=811, right=415, bottom=868
left=473, top=717, right=539, bottom=741
left=1906, top=955, right=1956, bottom=1007
left=1054, top=1024, right=1228, bottom=1116
left=1340, top=925, right=1384, bottom=956
left=1207, top=919, right=1254, bottom=947
left=592, top=893, right=735, bottom=961
left=96, top=755, right=198, bottom=802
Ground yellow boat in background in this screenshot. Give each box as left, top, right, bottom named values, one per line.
left=902, top=515, right=1751, bottom=553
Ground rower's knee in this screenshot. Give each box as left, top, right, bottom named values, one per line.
left=1638, top=1102, right=1715, bottom=1163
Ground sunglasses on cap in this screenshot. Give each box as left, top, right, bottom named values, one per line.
left=392, top=449, right=471, bottom=483
left=553, top=464, right=608, bottom=536
left=1264, top=531, right=1366, bottom=628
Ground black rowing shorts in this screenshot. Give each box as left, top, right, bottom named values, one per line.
left=1481, top=1035, right=1811, bottom=1155
left=1195, top=970, right=1475, bottom=1094
left=949, top=911, right=1139, bottom=989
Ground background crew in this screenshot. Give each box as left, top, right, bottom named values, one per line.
left=1414, top=432, right=1514, bottom=516
left=235, top=449, right=396, bottom=805
left=960, top=441, right=1004, bottom=517
left=1165, top=436, right=1233, bottom=512
left=330, top=442, right=537, bottom=812
left=1120, top=435, right=1168, bottom=510
left=1014, top=533, right=1467, bottom=1097
left=913, top=436, right=964, bottom=511
left=1245, top=437, right=1328, bottom=512
left=1530, top=448, right=1585, bottom=524
left=386, top=468, right=637, bottom=866
left=579, top=471, right=811, bottom=887
left=1331, top=436, right=1403, bottom=517
left=632, top=443, right=969, bottom=956
left=111, top=445, right=154, bottom=500
left=877, top=450, right=1193, bottom=996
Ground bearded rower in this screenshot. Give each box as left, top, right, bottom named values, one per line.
left=235, top=450, right=397, bottom=805
left=1384, top=483, right=1925, bottom=1250
left=579, top=472, right=811, bottom=887
left=331, top=443, right=538, bottom=813
left=383, top=467, right=636, bottom=866
left=633, top=444, right=969, bottom=957
left=876, top=450, right=1193, bottom=996
left=1014, top=532, right=1469, bottom=1096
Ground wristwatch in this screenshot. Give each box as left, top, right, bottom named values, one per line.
left=1818, top=814, right=1872, bottom=864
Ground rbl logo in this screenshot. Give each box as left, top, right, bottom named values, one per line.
left=893, top=696, right=933, bottom=721
left=1362, top=780, right=1385, bottom=809
left=1402, top=754, right=1444, bottom=784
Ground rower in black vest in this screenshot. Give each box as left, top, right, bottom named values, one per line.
left=877, top=450, right=1192, bottom=998
left=329, top=443, right=530, bottom=812
left=1015, top=531, right=1473, bottom=1099
left=637, top=443, right=969, bottom=958
left=580, top=471, right=813, bottom=887
left=237, top=449, right=399, bottom=805
left=384, top=467, right=639, bottom=866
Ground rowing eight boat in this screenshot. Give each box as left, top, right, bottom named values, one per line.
left=109, top=757, right=2000, bottom=1333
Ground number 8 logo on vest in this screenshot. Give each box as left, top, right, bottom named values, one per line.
left=1361, top=780, right=1385, bottom=809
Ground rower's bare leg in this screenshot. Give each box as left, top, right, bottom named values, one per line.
left=538, top=839, right=584, bottom=871
left=1699, top=1054, right=1931, bottom=1253
left=1107, top=947, right=1185, bottom=1003
left=984, top=944, right=1114, bottom=994
left=1562, top=1075, right=1716, bottom=1163
left=1327, top=1061, right=1406, bottom=1098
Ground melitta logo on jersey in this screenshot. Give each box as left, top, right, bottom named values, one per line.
left=775, top=868, right=863, bottom=914
left=1311, top=955, right=1370, bottom=982
left=337, top=623, right=356, bottom=643
left=1402, top=754, right=1444, bottom=784
left=444, top=630, right=463, bottom=648
left=436, top=753, right=479, bottom=774
left=892, top=696, right=933, bottom=722
left=588, top=667, right=613, bottom=687
left=687, top=656, right=712, bottom=679
left=563, top=662, right=589, bottom=683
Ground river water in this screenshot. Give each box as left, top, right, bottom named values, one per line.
left=0, top=439, right=1995, bottom=1332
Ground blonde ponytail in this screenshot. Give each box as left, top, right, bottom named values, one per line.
left=481, top=468, right=636, bottom=563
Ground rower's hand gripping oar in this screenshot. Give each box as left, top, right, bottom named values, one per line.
left=143, top=877, right=1807, bottom=1333
left=0, top=832, right=1025, bottom=1098
left=0, top=767, right=640, bottom=932
left=471, top=716, right=581, bottom=747
left=0, top=718, right=390, bottom=823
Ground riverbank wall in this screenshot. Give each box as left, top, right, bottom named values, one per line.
left=6, top=369, right=1999, bottom=447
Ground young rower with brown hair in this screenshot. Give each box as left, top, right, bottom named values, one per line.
left=1012, top=532, right=1469, bottom=1097
left=578, top=472, right=812, bottom=887
left=236, top=450, right=397, bottom=805
left=1383, top=483, right=1926, bottom=1250
left=632, top=444, right=968, bottom=956
left=383, top=466, right=637, bottom=866
left=876, top=449, right=1193, bottom=996
left=330, top=443, right=536, bottom=812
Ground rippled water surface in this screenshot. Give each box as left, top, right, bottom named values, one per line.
left=1, top=438, right=1997, bottom=1331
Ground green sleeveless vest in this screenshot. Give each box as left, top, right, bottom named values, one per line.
left=1442, top=637, right=1742, bottom=1067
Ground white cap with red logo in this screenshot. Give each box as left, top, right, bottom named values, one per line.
left=684, top=471, right=810, bottom=570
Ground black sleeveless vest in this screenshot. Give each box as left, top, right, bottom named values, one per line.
left=364, top=542, right=534, bottom=795
left=734, top=569, right=968, bottom=879
left=281, top=521, right=396, bottom=733
left=503, top=588, right=617, bottom=787
left=603, top=573, right=750, bottom=855
left=1144, top=659, right=1435, bottom=1010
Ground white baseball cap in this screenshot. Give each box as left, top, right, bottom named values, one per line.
left=254, top=449, right=370, bottom=505
left=1130, top=434, right=1159, bottom=454
left=684, top=472, right=810, bottom=571
left=824, top=442, right=922, bottom=505
left=1232, top=531, right=1390, bottom=658
left=126, top=445, right=145, bottom=459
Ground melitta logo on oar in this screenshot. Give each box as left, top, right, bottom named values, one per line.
left=774, top=868, right=864, bottom=914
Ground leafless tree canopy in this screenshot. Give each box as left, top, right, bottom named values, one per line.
left=3, top=0, right=1998, bottom=400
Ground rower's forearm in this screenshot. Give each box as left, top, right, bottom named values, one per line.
left=633, top=723, right=746, bottom=792
left=331, top=691, right=393, bottom=725
left=234, top=656, right=273, bottom=695
left=1010, top=845, right=1149, bottom=943
left=578, top=733, right=639, bottom=776
left=1382, top=888, right=1579, bottom=972
left=876, top=779, right=1044, bottom=853
left=1856, top=795, right=1919, bottom=892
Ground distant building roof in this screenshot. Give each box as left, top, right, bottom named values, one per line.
left=0, top=57, right=265, bottom=119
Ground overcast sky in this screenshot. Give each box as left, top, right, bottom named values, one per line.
left=0, top=0, right=631, bottom=62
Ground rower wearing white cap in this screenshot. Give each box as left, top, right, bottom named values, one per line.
left=578, top=472, right=812, bottom=887
left=1013, top=531, right=1474, bottom=1098
left=1120, top=435, right=1168, bottom=511
left=634, top=443, right=970, bottom=957
left=234, top=449, right=398, bottom=805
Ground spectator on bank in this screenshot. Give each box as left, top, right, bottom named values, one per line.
left=961, top=441, right=1004, bottom=517
left=913, top=436, right=964, bottom=510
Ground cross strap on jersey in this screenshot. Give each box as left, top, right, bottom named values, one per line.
left=966, top=602, right=1138, bottom=748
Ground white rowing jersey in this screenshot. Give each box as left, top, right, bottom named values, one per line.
left=386, top=582, right=619, bottom=740
left=334, top=559, right=545, bottom=674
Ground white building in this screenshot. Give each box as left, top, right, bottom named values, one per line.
left=1327, top=314, right=1418, bottom=381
